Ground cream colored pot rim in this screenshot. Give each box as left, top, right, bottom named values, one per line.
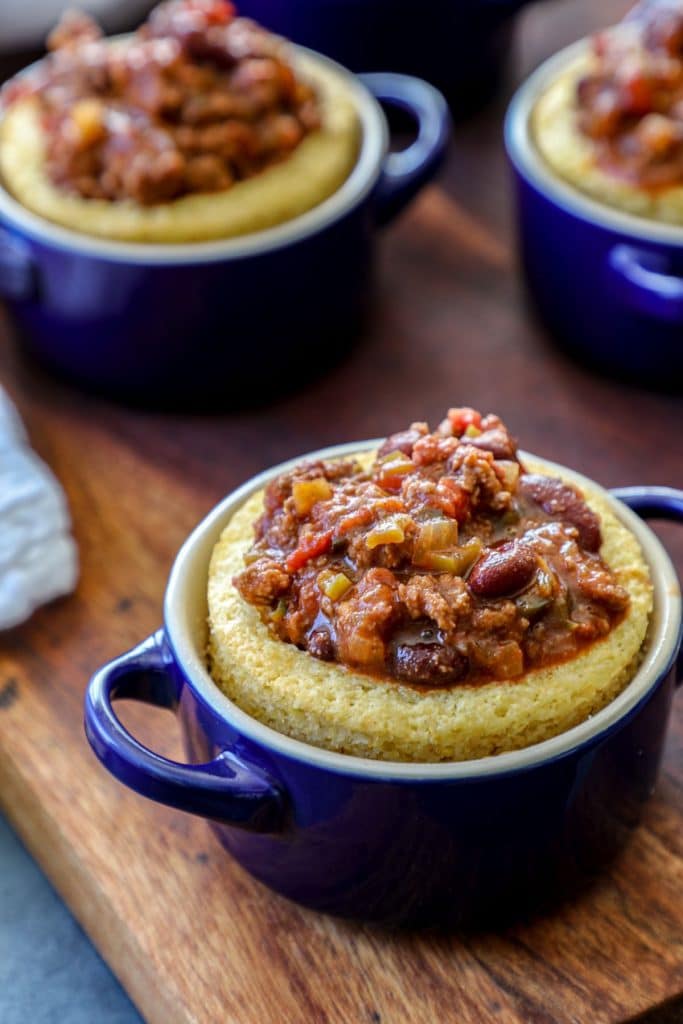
left=505, top=37, right=683, bottom=245
left=165, top=440, right=681, bottom=779
left=0, top=43, right=387, bottom=264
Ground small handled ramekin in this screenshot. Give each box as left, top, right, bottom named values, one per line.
left=85, top=444, right=682, bottom=926
left=0, top=59, right=449, bottom=407
left=506, top=39, right=683, bottom=386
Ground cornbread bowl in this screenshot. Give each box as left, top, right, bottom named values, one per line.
left=506, top=39, right=683, bottom=385
left=0, top=48, right=449, bottom=405
left=85, top=442, right=683, bottom=925
left=0, top=52, right=360, bottom=244
left=208, top=452, right=652, bottom=763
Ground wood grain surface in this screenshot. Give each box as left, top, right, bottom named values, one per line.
left=1, top=2, right=682, bottom=1022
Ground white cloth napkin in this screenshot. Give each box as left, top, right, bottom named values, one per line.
left=0, top=386, right=78, bottom=629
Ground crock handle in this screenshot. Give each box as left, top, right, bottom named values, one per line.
left=359, top=72, right=451, bottom=226
left=610, top=486, right=683, bottom=687
left=0, top=227, right=36, bottom=301
left=610, top=486, right=683, bottom=521
left=84, top=630, right=285, bottom=832
left=607, top=244, right=683, bottom=322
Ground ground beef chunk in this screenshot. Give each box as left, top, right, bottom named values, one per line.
left=399, top=574, right=471, bottom=634
left=449, top=445, right=512, bottom=513
left=335, top=568, right=399, bottom=670
left=4, top=0, right=322, bottom=205
left=234, top=558, right=290, bottom=603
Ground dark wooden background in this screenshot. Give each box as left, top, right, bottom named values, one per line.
left=0, top=2, right=682, bottom=1023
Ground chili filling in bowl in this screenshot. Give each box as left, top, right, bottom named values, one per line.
left=208, top=407, right=653, bottom=763
left=0, top=0, right=360, bottom=243
left=532, top=1, right=683, bottom=224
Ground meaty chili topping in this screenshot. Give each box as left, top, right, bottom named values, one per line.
left=234, top=409, right=630, bottom=688
left=1, top=0, right=320, bottom=204
left=576, top=1, right=683, bottom=187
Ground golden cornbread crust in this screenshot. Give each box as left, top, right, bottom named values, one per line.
left=532, top=53, right=683, bottom=225
left=207, top=455, right=653, bottom=763
left=0, top=52, right=360, bottom=243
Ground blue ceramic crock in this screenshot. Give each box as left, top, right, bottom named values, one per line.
left=506, top=40, right=683, bottom=386
left=237, top=0, right=547, bottom=116
left=85, top=442, right=683, bottom=926
left=0, top=58, right=449, bottom=406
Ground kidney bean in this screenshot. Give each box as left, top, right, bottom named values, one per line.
left=468, top=541, right=537, bottom=599
left=308, top=627, right=334, bottom=662
left=519, top=475, right=602, bottom=552
left=469, top=428, right=515, bottom=461
left=392, top=642, right=467, bottom=686
left=377, top=428, right=426, bottom=460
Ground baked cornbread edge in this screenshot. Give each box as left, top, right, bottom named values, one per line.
left=207, top=453, right=653, bottom=763
left=532, top=52, right=683, bottom=225
left=0, top=51, right=360, bottom=243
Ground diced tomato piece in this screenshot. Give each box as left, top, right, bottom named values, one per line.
left=286, top=530, right=333, bottom=572
left=376, top=470, right=405, bottom=493
left=447, top=407, right=482, bottom=436
left=336, top=507, right=374, bottom=537
left=434, top=478, right=470, bottom=522
left=622, top=73, right=653, bottom=115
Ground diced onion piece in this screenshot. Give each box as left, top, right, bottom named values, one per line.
left=376, top=454, right=415, bottom=490
left=242, top=550, right=262, bottom=565
left=515, top=557, right=555, bottom=616
left=292, top=477, right=333, bottom=516
left=535, top=559, right=556, bottom=597
left=376, top=452, right=413, bottom=471
left=71, top=99, right=106, bottom=145
left=416, top=537, right=482, bottom=574
left=495, top=460, right=520, bottom=490
left=414, top=518, right=459, bottom=559
left=516, top=592, right=551, bottom=616
left=271, top=599, right=287, bottom=622
left=365, top=516, right=407, bottom=549
left=320, top=571, right=353, bottom=601
left=420, top=552, right=460, bottom=572
left=455, top=538, right=484, bottom=573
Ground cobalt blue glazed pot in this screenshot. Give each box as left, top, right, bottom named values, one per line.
left=506, top=40, right=683, bottom=387
left=0, top=59, right=449, bottom=408
left=84, top=442, right=683, bottom=927
left=237, top=0, right=545, bottom=117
